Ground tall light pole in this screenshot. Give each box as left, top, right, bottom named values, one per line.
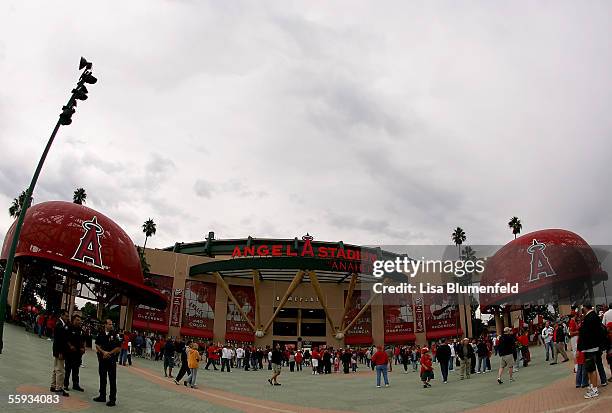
left=0, top=57, right=97, bottom=354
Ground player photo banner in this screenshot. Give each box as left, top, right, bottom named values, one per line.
left=414, top=296, right=425, bottom=333
left=424, top=295, right=461, bottom=339
left=225, top=285, right=256, bottom=342
left=133, top=275, right=172, bottom=329
left=183, top=280, right=216, bottom=331
left=383, top=293, right=415, bottom=343
left=343, top=289, right=372, bottom=345
left=170, top=288, right=183, bottom=327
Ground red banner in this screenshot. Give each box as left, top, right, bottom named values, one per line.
left=183, top=280, right=216, bottom=332
left=225, top=285, right=255, bottom=342
left=170, top=288, right=183, bottom=327
left=414, top=296, right=425, bottom=333
left=383, top=293, right=415, bottom=343
left=133, top=275, right=172, bottom=332
left=424, top=294, right=461, bottom=339
left=343, top=289, right=372, bottom=345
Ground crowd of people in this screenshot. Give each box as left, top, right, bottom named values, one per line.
left=12, top=301, right=612, bottom=407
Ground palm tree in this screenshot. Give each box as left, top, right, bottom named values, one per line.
left=137, top=246, right=151, bottom=279
left=508, top=216, right=522, bottom=239
left=461, top=246, right=476, bottom=263
left=73, top=187, right=87, bottom=205
left=451, top=227, right=467, bottom=259
left=142, top=218, right=156, bottom=250
left=8, top=189, right=31, bottom=218
left=460, top=245, right=477, bottom=339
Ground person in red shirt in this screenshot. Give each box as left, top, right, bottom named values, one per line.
left=154, top=338, right=162, bottom=361
left=393, top=346, right=401, bottom=365
left=295, top=350, right=303, bottom=372
left=420, top=347, right=434, bottom=388
left=36, top=314, right=45, bottom=338
left=46, top=316, right=56, bottom=340
left=120, top=332, right=130, bottom=366
left=568, top=312, right=580, bottom=372
left=311, top=348, right=320, bottom=375
left=371, top=346, right=389, bottom=388
left=205, top=344, right=219, bottom=370
left=517, top=329, right=530, bottom=367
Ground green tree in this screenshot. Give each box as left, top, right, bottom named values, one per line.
left=81, top=302, right=98, bottom=320
left=73, top=187, right=87, bottom=205
left=142, top=218, right=156, bottom=250
left=508, top=216, right=522, bottom=239
left=451, top=227, right=467, bottom=259
left=8, top=189, right=31, bottom=218
left=137, top=246, right=151, bottom=279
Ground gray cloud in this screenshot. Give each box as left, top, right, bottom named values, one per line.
left=1, top=1, right=611, bottom=251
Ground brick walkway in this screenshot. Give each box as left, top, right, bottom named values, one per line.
left=465, top=374, right=611, bottom=413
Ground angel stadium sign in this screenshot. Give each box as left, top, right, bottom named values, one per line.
left=230, top=234, right=379, bottom=273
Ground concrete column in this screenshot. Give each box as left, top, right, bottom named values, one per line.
left=371, top=292, right=384, bottom=346
left=119, top=305, right=127, bottom=330
left=494, top=311, right=503, bottom=335
left=125, top=299, right=135, bottom=331
left=9, top=267, right=23, bottom=317
left=97, top=301, right=104, bottom=320
left=213, top=282, right=228, bottom=344
left=558, top=304, right=572, bottom=317
left=458, top=293, right=472, bottom=338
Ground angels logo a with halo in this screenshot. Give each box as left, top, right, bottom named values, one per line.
left=71, top=216, right=105, bottom=269
left=527, top=239, right=556, bottom=282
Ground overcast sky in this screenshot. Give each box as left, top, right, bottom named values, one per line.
left=1, top=1, right=611, bottom=251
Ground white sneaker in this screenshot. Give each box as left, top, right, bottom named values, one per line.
left=377, top=385, right=381, bottom=388
left=385, top=384, right=389, bottom=387
left=584, top=389, right=599, bottom=399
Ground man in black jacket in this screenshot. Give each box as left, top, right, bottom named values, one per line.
left=436, top=339, right=452, bottom=383
left=551, top=321, right=569, bottom=365
left=456, top=338, right=474, bottom=380
left=496, top=327, right=516, bottom=384
left=173, top=338, right=190, bottom=385
left=341, top=348, right=352, bottom=374
left=51, top=310, right=71, bottom=396
left=64, top=313, right=85, bottom=392
left=578, top=303, right=607, bottom=399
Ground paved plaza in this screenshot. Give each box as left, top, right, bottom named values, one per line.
left=0, top=324, right=610, bottom=413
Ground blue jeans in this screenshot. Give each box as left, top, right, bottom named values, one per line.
left=188, top=367, right=197, bottom=387
left=375, top=364, right=389, bottom=386
left=119, top=349, right=128, bottom=365
left=576, top=364, right=588, bottom=387
left=448, top=357, right=454, bottom=371
left=595, top=351, right=608, bottom=385
left=477, top=356, right=487, bottom=373
left=545, top=342, right=554, bottom=360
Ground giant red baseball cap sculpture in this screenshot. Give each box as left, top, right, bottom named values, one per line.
left=480, top=229, right=607, bottom=309
left=1, top=201, right=166, bottom=309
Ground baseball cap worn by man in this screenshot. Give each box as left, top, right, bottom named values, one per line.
left=504, top=327, right=512, bottom=334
